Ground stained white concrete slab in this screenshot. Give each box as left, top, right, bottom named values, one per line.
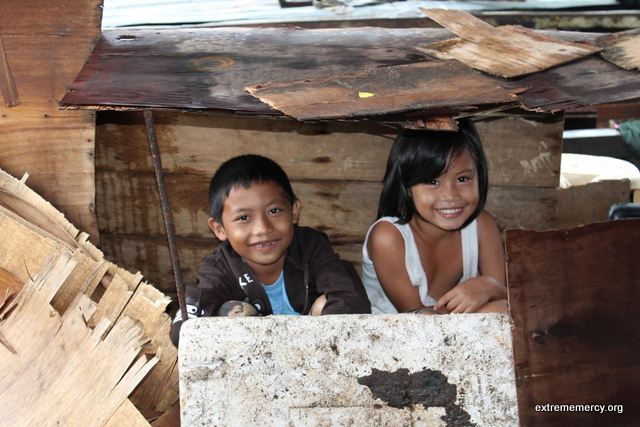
left=179, top=313, right=518, bottom=427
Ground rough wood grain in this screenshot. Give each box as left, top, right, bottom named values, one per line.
left=0, top=168, right=180, bottom=419
left=96, top=110, right=561, bottom=187
left=558, top=179, right=630, bottom=229
left=0, top=251, right=158, bottom=427
left=506, top=219, right=640, bottom=425
left=416, top=8, right=602, bottom=78
left=60, top=27, right=456, bottom=113
left=246, top=60, right=521, bottom=120
left=0, top=0, right=101, bottom=240
left=0, top=35, right=20, bottom=107
left=502, top=56, right=640, bottom=112
left=596, top=28, right=640, bottom=71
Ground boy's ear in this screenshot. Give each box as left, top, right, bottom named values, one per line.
left=292, top=198, right=302, bottom=224
left=208, top=218, right=228, bottom=241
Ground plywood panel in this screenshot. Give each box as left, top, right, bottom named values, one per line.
left=506, top=219, right=640, bottom=425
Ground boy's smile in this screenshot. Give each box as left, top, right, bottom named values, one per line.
left=208, top=181, right=301, bottom=285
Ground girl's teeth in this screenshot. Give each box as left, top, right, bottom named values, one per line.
left=439, top=209, right=460, bottom=214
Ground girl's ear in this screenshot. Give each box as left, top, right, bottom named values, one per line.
left=208, top=218, right=228, bottom=241
left=292, top=198, right=302, bottom=224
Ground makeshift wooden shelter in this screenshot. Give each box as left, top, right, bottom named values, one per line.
left=2, top=0, right=640, bottom=424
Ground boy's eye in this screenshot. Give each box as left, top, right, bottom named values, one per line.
left=269, top=208, right=282, bottom=215
left=235, top=215, right=249, bottom=222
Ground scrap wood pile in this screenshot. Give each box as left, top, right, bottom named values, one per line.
left=0, top=169, right=179, bottom=426
left=246, top=10, right=640, bottom=129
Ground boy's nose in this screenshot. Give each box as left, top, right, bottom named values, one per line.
left=252, top=214, right=273, bottom=235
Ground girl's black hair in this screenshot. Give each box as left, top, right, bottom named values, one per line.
left=209, top=154, right=297, bottom=223
left=377, top=119, right=488, bottom=228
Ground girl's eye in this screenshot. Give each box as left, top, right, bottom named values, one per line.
left=235, top=215, right=249, bottom=222
left=428, top=180, right=439, bottom=186
left=458, top=176, right=469, bottom=183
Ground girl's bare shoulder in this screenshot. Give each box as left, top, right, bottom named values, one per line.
left=368, top=220, right=404, bottom=249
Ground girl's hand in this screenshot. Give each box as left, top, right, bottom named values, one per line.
left=434, top=276, right=506, bottom=314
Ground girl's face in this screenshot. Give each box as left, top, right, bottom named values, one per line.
left=409, top=149, right=479, bottom=232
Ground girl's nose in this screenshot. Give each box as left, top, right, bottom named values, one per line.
left=441, top=182, right=461, bottom=201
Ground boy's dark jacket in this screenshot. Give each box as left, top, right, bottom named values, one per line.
left=170, top=225, right=371, bottom=345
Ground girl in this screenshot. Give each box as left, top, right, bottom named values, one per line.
left=362, top=120, right=508, bottom=315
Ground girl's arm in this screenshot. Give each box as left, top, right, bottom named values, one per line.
left=367, top=221, right=424, bottom=313
left=434, top=210, right=507, bottom=314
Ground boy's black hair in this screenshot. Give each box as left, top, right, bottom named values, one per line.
left=377, top=119, right=488, bottom=229
left=209, top=154, right=297, bottom=223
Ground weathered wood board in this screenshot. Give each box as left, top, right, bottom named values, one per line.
left=596, top=28, right=640, bottom=71
left=61, top=27, right=457, bottom=113
left=0, top=0, right=102, bottom=241
left=96, top=111, right=562, bottom=187
left=502, top=56, right=640, bottom=112
left=416, top=8, right=602, bottom=78
left=506, top=219, right=640, bottom=425
left=245, top=60, right=521, bottom=120
left=558, top=179, right=631, bottom=229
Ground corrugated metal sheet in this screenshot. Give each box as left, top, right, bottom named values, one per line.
left=102, top=0, right=621, bottom=28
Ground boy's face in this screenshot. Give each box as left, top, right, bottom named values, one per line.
left=208, top=181, right=301, bottom=283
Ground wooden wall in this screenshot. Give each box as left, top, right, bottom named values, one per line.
left=0, top=0, right=102, bottom=242
left=92, top=109, right=624, bottom=298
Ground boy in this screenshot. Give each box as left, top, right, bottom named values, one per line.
left=170, top=154, right=371, bottom=346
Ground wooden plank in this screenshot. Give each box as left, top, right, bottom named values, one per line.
left=0, top=0, right=101, bottom=242
left=60, top=27, right=457, bottom=112
left=96, top=111, right=396, bottom=181
left=416, top=8, right=601, bottom=78
left=96, top=110, right=560, bottom=187
left=558, top=179, right=630, bottom=229
left=246, top=60, right=520, bottom=120
left=0, top=0, right=103, bottom=36
left=474, top=113, right=562, bottom=188
left=506, top=219, right=640, bottom=425
left=596, top=28, right=640, bottom=71
left=501, top=56, right=640, bottom=112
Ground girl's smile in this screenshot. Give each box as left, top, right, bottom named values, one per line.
left=409, top=149, right=479, bottom=234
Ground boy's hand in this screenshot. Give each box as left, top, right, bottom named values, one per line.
left=434, top=276, right=505, bottom=314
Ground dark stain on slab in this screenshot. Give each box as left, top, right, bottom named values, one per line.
left=358, top=368, right=475, bottom=427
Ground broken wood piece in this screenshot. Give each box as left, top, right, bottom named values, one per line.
left=246, top=60, right=521, bottom=121
left=596, top=28, right=640, bottom=70
left=416, top=8, right=602, bottom=78
left=0, top=251, right=159, bottom=426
